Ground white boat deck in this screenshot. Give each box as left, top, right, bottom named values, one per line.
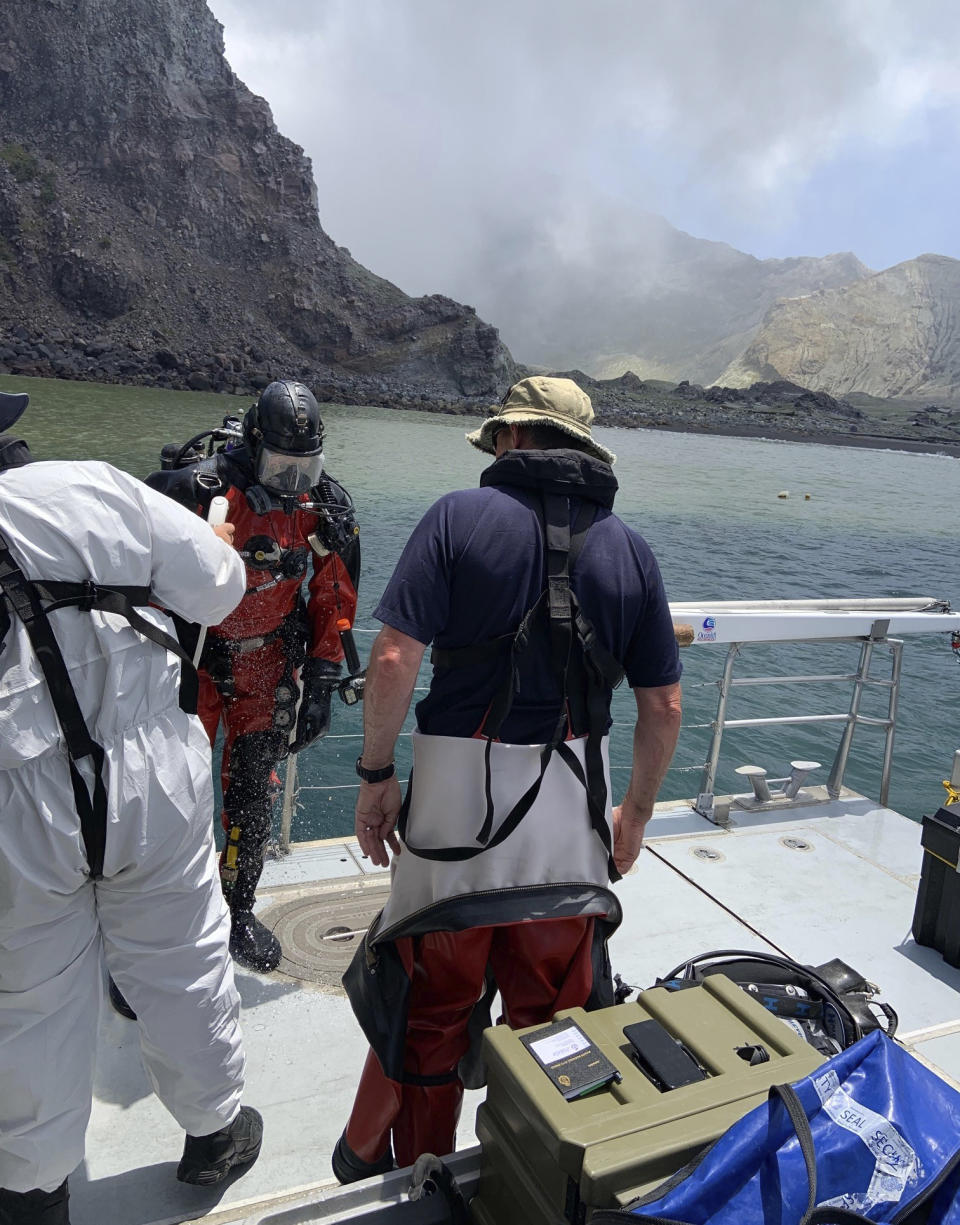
left=72, top=786, right=960, bottom=1225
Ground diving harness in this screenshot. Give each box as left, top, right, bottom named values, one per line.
left=0, top=531, right=199, bottom=880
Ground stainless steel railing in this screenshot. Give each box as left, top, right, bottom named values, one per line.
left=692, top=619, right=904, bottom=824
left=278, top=618, right=909, bottom=851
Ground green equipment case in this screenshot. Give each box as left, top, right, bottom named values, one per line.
left=469, top=974, right=825, bottom=1225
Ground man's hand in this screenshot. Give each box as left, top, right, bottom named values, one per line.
left=612, top=800, right=648, bottom=875
left=355, top=777, right=403, bottom=868
left=291, top=658, right=341, bottom=753
left=213, top=522, right=235, bottom=546
left=613, top=682, right=683, bottom=876
left=352, top=626, right=425, bottom=867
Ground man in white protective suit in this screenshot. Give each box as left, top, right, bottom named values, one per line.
left=0, top=392, right=263, bottom=1225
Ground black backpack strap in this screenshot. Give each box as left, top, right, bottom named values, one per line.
left=428, top=497, right=596, bottom=736
left=34, top=580, right=151, bottom=609
left=30, top=580, right=198, bottom=713
left=0, top=532, right=110, bottom=878
left=561, top=499, right=621, bottom=880
left=571, top=585, right=623, bottom=882
left=430, top=634, right=512, bottom=671
left=543, top=491, right=575, bottom=685
left=544, top=496, right=620, bottom=878
left=556, top=722, right=618, bottom=882
left=0, top=529, right=202, bottom=877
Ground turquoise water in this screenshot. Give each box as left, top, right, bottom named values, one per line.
left=4, top=373, right=960, bottom=834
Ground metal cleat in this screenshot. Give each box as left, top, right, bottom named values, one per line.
left=783, top=760, right=821, bottom=800
left=734, top=764, right=772, bottom=803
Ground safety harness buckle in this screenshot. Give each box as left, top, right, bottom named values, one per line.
left=548, top=574, right=572, bottom=621
left=77, top=579, right=99, bottom=612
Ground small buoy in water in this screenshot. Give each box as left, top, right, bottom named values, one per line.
left=804, top=493, right=811, bottom=500
left=777, top=491, right=789, bottom=499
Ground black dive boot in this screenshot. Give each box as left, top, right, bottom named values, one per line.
left=0, top=1180, right=69, bottom=1224
left=331, top=1132, right=394, bottom=1184
left=176, top=1105, right=264, bottom=1186
left=107, top=977, right=137, bottom=1021
left=229, top=911, right=282, bottom=972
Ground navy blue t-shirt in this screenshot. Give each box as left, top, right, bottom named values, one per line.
left=375, top=482, right=681, bottom=742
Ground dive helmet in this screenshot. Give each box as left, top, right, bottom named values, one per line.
left=243, top=380, right=325, bottom=494
left=0, top=391, right=29, bottom=434
left=0, top=391, right=32, bottom=471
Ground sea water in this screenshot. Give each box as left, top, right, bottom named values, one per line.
left=4, top=373, right=959, bottom=835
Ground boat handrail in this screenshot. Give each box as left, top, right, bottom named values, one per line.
left=278, top=601, right=958, bottom=849
left=668, top=600, right=959, bottom=646
left=691, top=631, right=903, bottom=822
left=670, top=597, right=946, bottom=612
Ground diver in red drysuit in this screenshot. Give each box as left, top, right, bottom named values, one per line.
left=146, top=380, right=360, bottom=971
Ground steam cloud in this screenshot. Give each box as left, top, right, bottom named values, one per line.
left=209, top=0, right=960, bottom=357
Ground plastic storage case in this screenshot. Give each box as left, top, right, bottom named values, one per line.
left=912, top=803, right=960, bottom=967
left=469, top=974, right=825, bottom=1225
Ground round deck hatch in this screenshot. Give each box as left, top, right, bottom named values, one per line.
left=259, top=888, right=388, bottom=990
left=780, top=836, right=814, bottom=852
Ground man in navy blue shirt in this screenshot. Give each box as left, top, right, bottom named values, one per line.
left=335, top=376, right=682, bottom=1182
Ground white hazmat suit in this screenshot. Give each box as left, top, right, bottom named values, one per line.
left=0, top=460, right=248, bottom=1194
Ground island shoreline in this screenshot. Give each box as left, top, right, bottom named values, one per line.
left=601, top=417, right=960, bottom=459
left=3, top=368, right=958, bottom=459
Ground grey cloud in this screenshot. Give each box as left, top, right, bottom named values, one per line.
left=208, top=0, right=960, bottom=358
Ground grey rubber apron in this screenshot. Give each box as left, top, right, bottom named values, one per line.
left=377, top=729, right=614, bottom=936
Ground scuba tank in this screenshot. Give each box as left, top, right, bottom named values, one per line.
left=159, top=415, right=244, bottom=470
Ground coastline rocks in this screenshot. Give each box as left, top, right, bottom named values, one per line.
left=513, top=365, right=955, bottom=449
left=0, top=325, right=956, bottom=450
left=0, top=323, right=504, bottom=412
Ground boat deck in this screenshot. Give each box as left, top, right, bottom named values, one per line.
left=70, top=786, right=960, bottom=1225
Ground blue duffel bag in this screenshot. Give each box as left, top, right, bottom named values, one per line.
left=593, top=1030, right=960, bottom=1224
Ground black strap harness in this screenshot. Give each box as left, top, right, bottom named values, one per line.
left=399, top=483, right=625, bottom=881
left=0, top=528, right=198, bottom=880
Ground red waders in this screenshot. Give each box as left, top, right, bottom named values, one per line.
left=343, top=915, right=595, bottom=1167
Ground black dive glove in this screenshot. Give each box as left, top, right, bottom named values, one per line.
left=291, top=658, right=341, bottom=753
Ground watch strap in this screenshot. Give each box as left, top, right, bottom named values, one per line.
left=356, top=756, right=396, bottom=783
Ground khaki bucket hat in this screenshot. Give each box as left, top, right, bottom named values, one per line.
left=466, top=376, right=616, bottom=465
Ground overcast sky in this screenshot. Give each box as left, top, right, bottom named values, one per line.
left=208, top=0, right=960, bottom=305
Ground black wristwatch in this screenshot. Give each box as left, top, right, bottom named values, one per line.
left=355, top=756, right=396, bottom=784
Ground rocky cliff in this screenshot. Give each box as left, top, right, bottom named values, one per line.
left=718, top=255, right=960, bottom=403
left=0, top=0, right=513, bottom=406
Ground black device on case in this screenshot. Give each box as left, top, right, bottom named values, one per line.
left=622, top=1019, right=707, bottom=1091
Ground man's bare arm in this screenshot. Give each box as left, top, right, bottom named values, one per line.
left=355, top=625, right=426, bottom=867
left=612, top=681, right=682, bottom=874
